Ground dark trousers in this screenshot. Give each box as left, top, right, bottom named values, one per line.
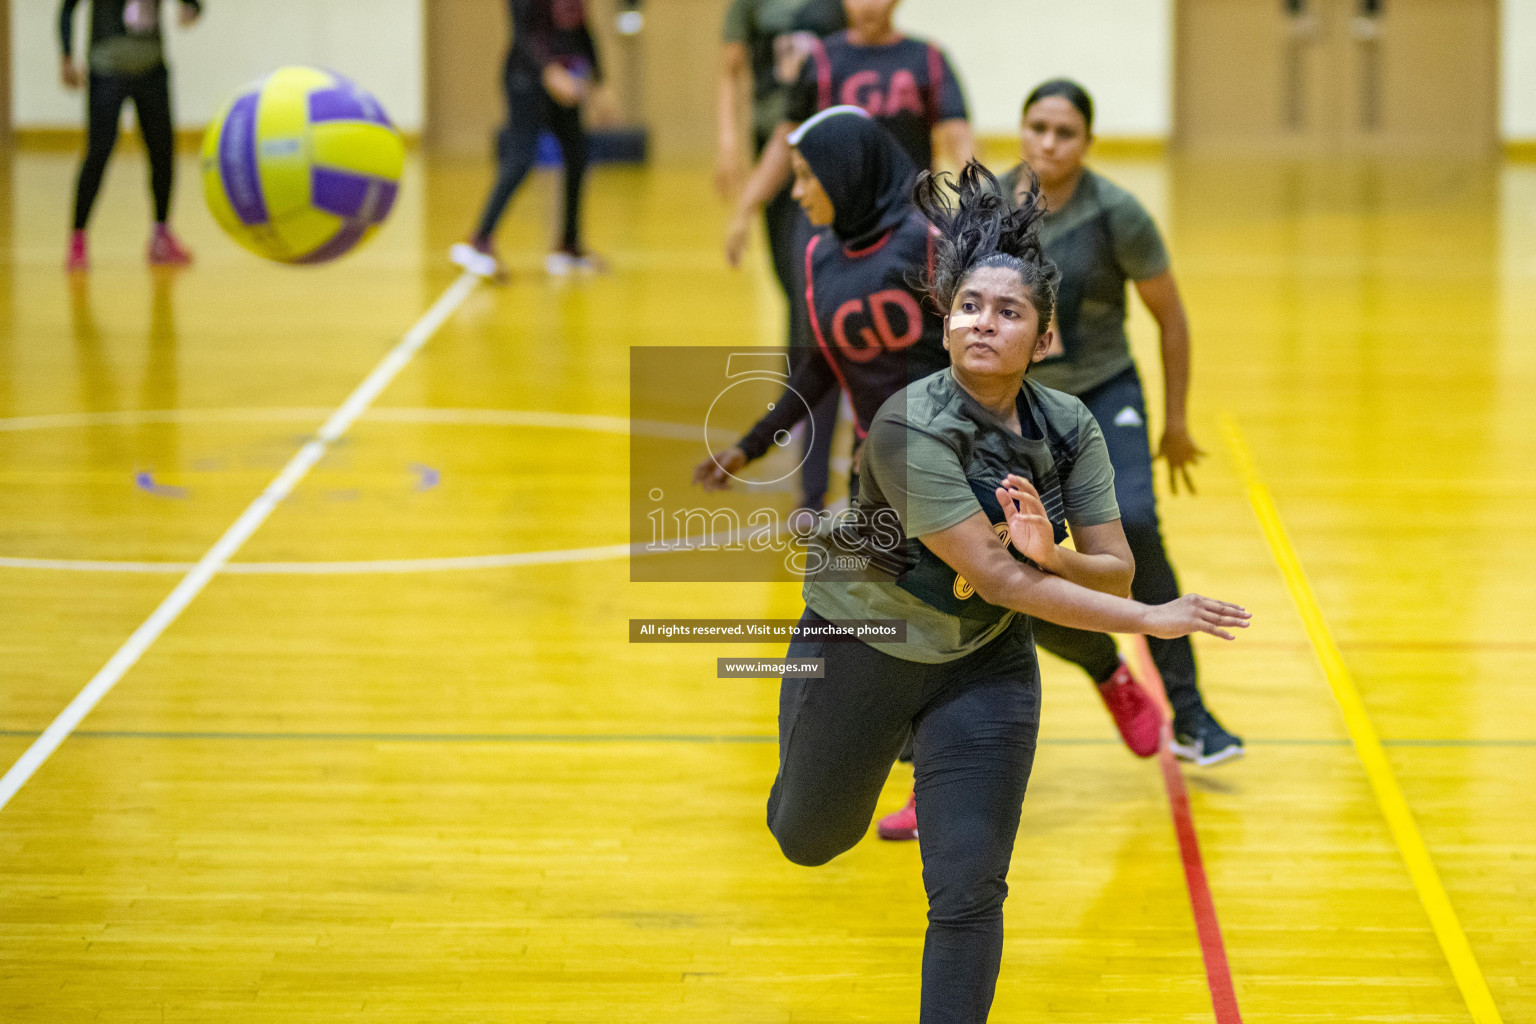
left=74, top=65, right=176, bottom=231
left=769, top=609, right=1041, bottom=1024
left=474, top=72, right=587, bottom=251
left=1031, top=366, right=1204, bottom=718
left=758, top=130, right=836, bottom=508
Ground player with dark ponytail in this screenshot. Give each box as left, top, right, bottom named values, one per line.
left=764, top=159, right=1248, bottom=1023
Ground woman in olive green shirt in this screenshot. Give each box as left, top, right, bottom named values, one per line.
left=767, top=162, right=1248, bottom=1023
left=999, top=79, right=1242, bottom=765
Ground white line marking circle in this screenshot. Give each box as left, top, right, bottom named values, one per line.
left=0, top=405, right=682, bottom=574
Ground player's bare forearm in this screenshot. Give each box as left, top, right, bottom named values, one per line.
left=989, top=564, right=1151, bottom=633
left=923, top=511, right=1245, bottom=639
left=1135, top=271, right=1191, bottom=428
left=735, top=124, right=793, bottom=217
left=933, top=119, right=975, bottom=173
left=1045, top=544, right=1134, bottom=598
left=716, top=45, right=747, bottom=159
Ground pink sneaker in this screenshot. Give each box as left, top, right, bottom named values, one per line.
left=876, top=791, right=918, bottom=841
left=1096, top=660, right=1164, bottom=758
left=148, top=225, right=193, bottom=266
left=65, top=230, right=89, bottom=272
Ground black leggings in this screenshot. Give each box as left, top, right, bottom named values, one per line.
left=474, top=72, right=587, bottom=251
left=769, top=609, right=1041, bottom=1024
left=74, top=65, right=175, bottom=231
left=758, top=130, right=837, bottom=508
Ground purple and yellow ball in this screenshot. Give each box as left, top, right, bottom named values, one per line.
left=201, top=67, right=404, bottom=265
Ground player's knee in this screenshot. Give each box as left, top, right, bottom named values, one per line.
left=768, top=813, right=856, bottom=867
left=927, top=868, right=1009, bottom=926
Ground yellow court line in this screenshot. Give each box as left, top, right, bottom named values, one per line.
left=1220, top=415, right=1503, bottom=1024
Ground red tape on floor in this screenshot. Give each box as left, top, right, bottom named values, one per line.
left=1130, top=635, right=1244, bottom=1024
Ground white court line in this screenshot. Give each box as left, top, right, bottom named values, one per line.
left=0, top=513, right=840, bottom=574
left=0, top=407, right=336, bottom=432
left=0, top=272, right=481, bottom=814
left=0, top=406, right=726, bottom=443
left=0, top=545, right=635, bottom=574
left=0, top=406, right=801, bottom=575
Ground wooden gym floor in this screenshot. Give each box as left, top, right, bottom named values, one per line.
left=0, top=145, right=1532, bottom=1022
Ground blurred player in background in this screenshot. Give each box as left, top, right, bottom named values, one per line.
left=59, top=0, right=202, bottom=271
left=725, top=0, right=974, bottom=268
left=717, top=0, right=846, bottom=511
left=1002, top=79, right=1243, bottom=766
left=452, top=0, right=616, bottom=282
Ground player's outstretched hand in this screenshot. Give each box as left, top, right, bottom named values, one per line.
left=1143, top=593, right=1250, bottom=640
left=693, top=446, right=747, bottom=491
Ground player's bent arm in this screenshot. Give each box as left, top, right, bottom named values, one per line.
left=716, top=43, right=749, bottom=195
left=738, top=357, right=839, bottom=462
left=725, top=124, right=794, bottom=266
left=920, top=512, right=1248, bottom=639
left=1133, top=271, right=1191, bottom=430
left=735, top=124, right=794, bottom=217
left=1051, top=519, right=1134, bottom=597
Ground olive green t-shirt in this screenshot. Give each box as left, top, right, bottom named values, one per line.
left=722, top=0, right=845, bottom=140
left=999, top=165, right=1170, bottom=395
left=802, top=369, right=1120, bottom=663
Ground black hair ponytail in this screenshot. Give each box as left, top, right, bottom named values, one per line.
left=912, top=160, right=1059, bottom=330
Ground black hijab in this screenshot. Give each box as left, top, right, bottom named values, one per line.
left=789, top=106, right=917, bottom=250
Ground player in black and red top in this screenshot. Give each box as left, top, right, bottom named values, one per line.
left=696, top=107, right=946, bottom=499
left=451, top=0, right=616, bottom=282
left=724, top=0, right=973, bottom=268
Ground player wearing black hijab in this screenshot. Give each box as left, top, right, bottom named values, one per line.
left=695, top=107, right=945, bottom=497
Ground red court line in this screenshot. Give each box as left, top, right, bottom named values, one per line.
left=1129, top=636, right=1244, bottom=1024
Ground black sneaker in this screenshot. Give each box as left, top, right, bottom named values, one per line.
left=1170, top=708, right=1245, bottom=766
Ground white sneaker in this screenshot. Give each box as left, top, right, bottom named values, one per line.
left=545, top=249, right=607, bottom=276
left=450, top=242, right=507, bottom=282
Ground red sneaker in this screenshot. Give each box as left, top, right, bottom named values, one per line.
left=148, top=225, right=193, bottom=266
left=876, top=791, right=918, bottom=841
left=1096, top=660, right=1163, bottom=758
left=65, top=230, right=89, bottom=272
